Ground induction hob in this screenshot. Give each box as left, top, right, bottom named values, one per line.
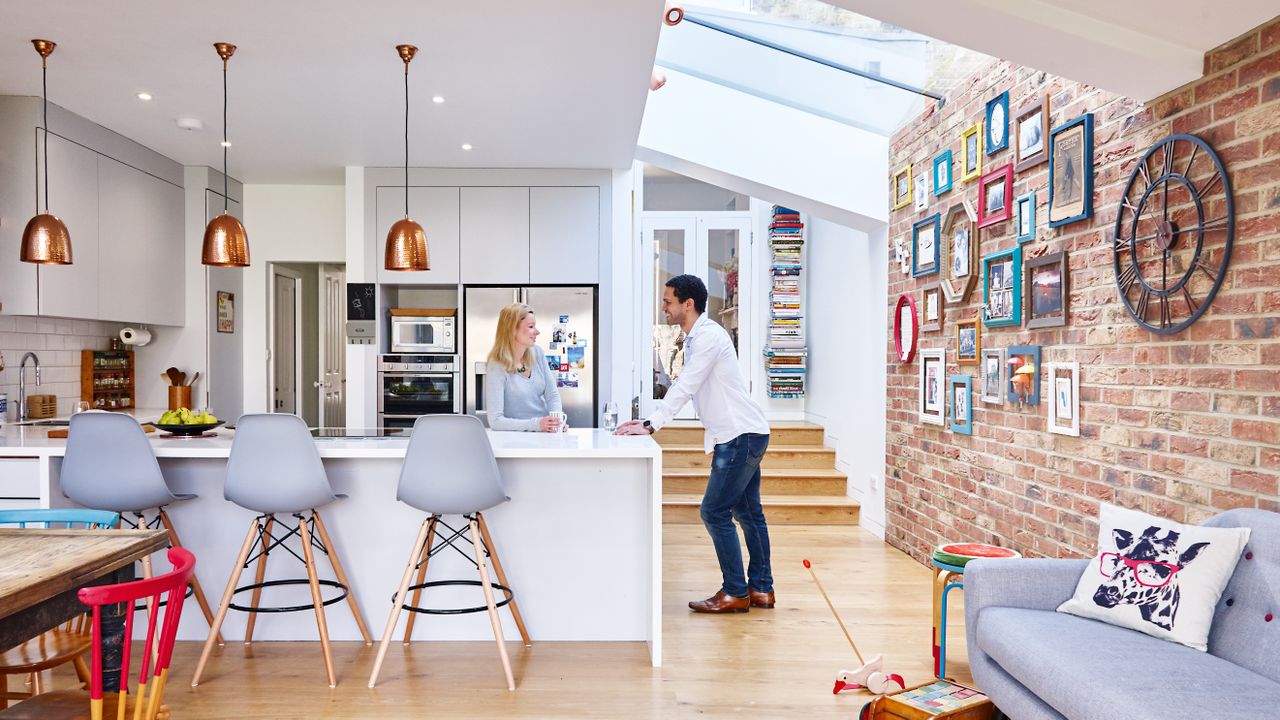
left=310, top=427, right=408, bottom=439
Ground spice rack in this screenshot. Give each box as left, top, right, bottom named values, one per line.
left=80, top=350, right=135, bottom=410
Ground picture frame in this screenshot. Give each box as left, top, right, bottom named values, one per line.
left=894, top=294, right=919, bottom=364
left=985, top=91, right=1009, bottom=155
left=1014, top=95, right=1050, bottom=172
left=921, top=285, right=944, bottom=332
left=911, top=213, right=941, bottom=277
left=955, top=319, right=980, bottom=365
left=893, top=165, right=913, bottom=210
left=980, top=347, right=1006, bottom=405
left=982, top=247, right=1022, bottom=328
left=949, top=374, right=973, bottom=435
left=1048, top=112, right=1094, bottom=227
left=1007, top=344, right=1041, bottom=406
left=1015, top=190, right=1037, bottom=243
left=976, top=164, right=1013, bottom=228
left=1047, top=361, right=1081, bottom=436
left=1025, top=250, right=1070, bottom=329
left=216, top=291, right=235, bottom=333
left=960, top=123, right=983, bottom=182
left=932, top=150, right=953, bottom=196
left=918, top=348, right=946, bottom=426
left=914, top=181, right=929, bottom=212
left=940, top=200, right=979, bottom=305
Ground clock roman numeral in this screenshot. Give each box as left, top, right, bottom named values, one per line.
left=1114, top=235, right=1133, bottom=254
left=1196, top=171, right=1222, bottom=201
left=1194, top=255, right=1218, bottom=281
left=1162, top=142, right=1175, bottom=178
left=1159, top=294, right=1172, bottom=329
left=1182, top=143, right=1199, bottom=179
left=1136, top=288, right=1151, bottom=320
left=1138, top=160, right=1152, bottom=191
left=1181, top=286, right=1200, bottom=314
left=1118, top=263, right=1138, bottom=294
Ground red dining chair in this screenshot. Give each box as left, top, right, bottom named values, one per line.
left=0, top=547, right=195, bottom=720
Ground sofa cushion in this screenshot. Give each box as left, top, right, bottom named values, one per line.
left=1203, top=509, right=1280, bottom=683
left=977, top=607, right=1280, bottom=720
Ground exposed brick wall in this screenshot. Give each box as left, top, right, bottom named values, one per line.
left=884, top=20, right=1280, bottom=564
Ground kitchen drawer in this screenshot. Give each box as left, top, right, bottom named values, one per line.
left=0, top=498, right=41, bottom=511
left=0, top=458, right=41, bottom=499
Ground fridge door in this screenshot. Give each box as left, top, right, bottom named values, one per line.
left=463, top=287, right=520, bottom=421
left=523, top=286, right=597, bottom=428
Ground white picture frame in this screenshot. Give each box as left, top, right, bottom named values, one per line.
left=980, top=348, right=1006, bottom=405
left=918, top=348, right=946, bottom=426
left=1047, top=361, right=1080, bottom=436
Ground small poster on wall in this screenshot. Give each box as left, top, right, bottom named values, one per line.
left=217, top=291, right=235, bottom=333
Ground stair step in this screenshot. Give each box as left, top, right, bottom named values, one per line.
left=654, top=421, right=826, bottom=447
left=661, top=444, right=836, bottom=470
left=662, top=494, right=860, bottom=525
left=663, top=468, right=847, bottom=495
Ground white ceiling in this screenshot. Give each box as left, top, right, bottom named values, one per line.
left=0, top=0, right=663, bottom=184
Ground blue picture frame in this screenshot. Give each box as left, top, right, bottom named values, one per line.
left=911, top=213, right=941, bottom=277
left=1047, top=113, right=1094, bottom=227
left=1015, top=190, right=1036, bottom=243
left=932, top=150, right=953, bottom=196
left=985, top=91, right=1009, bottom=155
left=1006, top=345, right=1041, bottom=406
left=949, top=374, right=973, bottom=435
left=982, top=246, right=1021, bottom=328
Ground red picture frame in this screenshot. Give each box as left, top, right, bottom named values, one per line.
left=976, top=164, right=1013, bottom=228
left=893, top=294, right=919, bottom=364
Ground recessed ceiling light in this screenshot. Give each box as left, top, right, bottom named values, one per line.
left=136, top=92, right=153, bottom=101
left=432, top=95, right=445, bottom=104
left=461, top=143, right=472, bottom=151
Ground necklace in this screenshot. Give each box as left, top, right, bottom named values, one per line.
left=516, top=363, right=528, bottom=374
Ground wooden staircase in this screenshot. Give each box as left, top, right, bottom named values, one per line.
left=655, top=421, right=859, bottom=525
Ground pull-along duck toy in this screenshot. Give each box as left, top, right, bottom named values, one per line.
left=802, top=559, right=906, bottom=696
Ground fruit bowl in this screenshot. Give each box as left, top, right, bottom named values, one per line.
left=149, top=421, right=225, bottom=436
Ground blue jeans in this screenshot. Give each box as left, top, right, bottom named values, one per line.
left=700, top=433, right=772, bottom=598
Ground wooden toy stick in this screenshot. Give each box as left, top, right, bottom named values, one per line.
left=803, top=559, right=864, bottom=664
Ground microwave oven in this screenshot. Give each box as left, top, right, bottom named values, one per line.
left=390, top=310, right=456, bottom=354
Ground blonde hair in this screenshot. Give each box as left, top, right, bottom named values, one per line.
left=487, top=303, right=536, bottom=373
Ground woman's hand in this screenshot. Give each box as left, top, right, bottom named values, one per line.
left=538, top=415, right=562, bottom=433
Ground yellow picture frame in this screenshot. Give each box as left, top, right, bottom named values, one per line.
left=892, top=165, right=913, bottom=210
left=960, top=123, right=983, bottom=183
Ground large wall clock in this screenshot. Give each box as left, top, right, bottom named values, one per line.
left=1112, top=133, right=1233, bottom=335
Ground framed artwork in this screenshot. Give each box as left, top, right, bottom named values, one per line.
left=918, top=348, right=946, bottom=426
left=985, top=91, right=1010, bottom=155
left=949, top=375, right=973, bottom=435
left=1048, top=112, right=1094, bottom=227
left=955, top=319, right=980, bottom=365
left=1015, top=190, right=1036, bottom=243
left=911, top=213, right=941, bottom=277
left=216, top=291, right=235, bottom=333
left=932, top=150, right=953, bottom=196
left=980, top=347, right=1006, bottom=405
left=960, top=123, right=983, bottom=182
left=893, top=165, right=913, bottom=210
left=1014, top=95, right=1050, bottom=171
left=941, top=200, right=978, bottom=305
left=921, top=285, right=944, bottom=332
left=914, top=181, right=929, bottom=211
left=1047, top=362, right=1080, bottom=436
left=982, top=247, right=1022, bottom=328
left=1007, top=344, right=1041, bottom=406
left=976, top=164, right=1013, bottom=228
left=894, top=294, right=919, bottom=364
left=1025, top=250, right=1070, bottom=329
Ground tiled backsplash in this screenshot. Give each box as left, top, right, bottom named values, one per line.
left=0, top=316, right=124, bottom=421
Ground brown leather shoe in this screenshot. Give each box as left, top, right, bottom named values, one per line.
left=688, top=591, right=750, bottom=613
left=749, top=589, right=775, bottom=608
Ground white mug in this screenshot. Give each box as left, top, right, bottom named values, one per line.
left=551, top=411, right=568, bottom=433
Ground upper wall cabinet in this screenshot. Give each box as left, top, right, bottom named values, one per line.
left=530, top=187, right=599, bottom=284
left=36, top=134, right=100, bottom=320
left=461, top=187, right=530, bottom=284
left=98, top=157, right=184, bottom=325
left=376, top=186, right=461, bottom=285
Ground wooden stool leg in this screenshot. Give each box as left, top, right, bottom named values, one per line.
left=30, top=672, right=41, bottom=696
left=191, top=517, right=260, bottom=687
left=244, top=517, right=275, bottom=645
left=72, top=655, right=90, bottom=686
left=369, top=519, right=432, bottom=688
left=159, top=509, right=223, bottom=646
left=299, top=515, right=337, bottom=688
left=311, top=510, right=373, bottom=645
left=931, top=569, right=945, bottom=678
left=402, top=517, right=437, bottom=645
left=468, top=518, right=515, bottom=691
left=476, top=513, right=531, bottom=648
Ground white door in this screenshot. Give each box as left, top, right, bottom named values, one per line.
left=272, top=270, right=299, bottom=414
left=318, top=264, right=346, bottom=427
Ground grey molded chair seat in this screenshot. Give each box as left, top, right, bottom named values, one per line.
left=369, top=414, right=528, bottom=691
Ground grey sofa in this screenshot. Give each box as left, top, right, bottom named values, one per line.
left=964, top=508, right=1280, bottom=720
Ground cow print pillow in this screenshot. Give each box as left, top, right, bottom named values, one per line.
left=1058, top=503, right=1250, bottom=651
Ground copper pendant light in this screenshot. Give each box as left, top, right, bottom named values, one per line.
left=384, top=44, right=429, bottom=272
left=20, top=39, right=72, bottom=265
left=202, top=42, right=249, bottom=267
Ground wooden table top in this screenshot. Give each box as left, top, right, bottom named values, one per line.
left=0, top=529, right=170, bottom=619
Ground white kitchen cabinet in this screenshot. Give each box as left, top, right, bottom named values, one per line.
left=460, top=187, right=530, bottom=284
left=376, top=186, right=461, bottom=285
left=530, top=186, right=599, bottom=284
left=36, top=133, right=101, bottom=320
left=0, top=458, right=40, bottom=500
left=97, top=156, right=184, bottom=325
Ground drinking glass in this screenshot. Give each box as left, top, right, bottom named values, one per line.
left=74, top=401, right=91, bottom=414
left=602, top=402, right=619, bottom=431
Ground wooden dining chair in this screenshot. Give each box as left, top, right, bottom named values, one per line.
left=0, top=509, right=119, bottom=710
left=0, top=547, right=195, bottom=720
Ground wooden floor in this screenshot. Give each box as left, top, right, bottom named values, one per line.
left=21, top=524, right=969, bottom=719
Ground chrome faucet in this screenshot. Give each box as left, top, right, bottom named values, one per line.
left=18, top=352, right=41, bottom=422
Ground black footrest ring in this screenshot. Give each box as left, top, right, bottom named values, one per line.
left=396, top=580, right=515, bottom=615
left=228, top=578, right=349, bottom=614
left=133, top=582, right=195, bottom=613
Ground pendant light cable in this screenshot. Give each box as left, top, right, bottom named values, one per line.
left=42, top=57, right=49, bottom=213
left=404, top=58, right=410, bottom=217
left=223, top=59, right=229, bottom=213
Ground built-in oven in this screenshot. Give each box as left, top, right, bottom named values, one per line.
left=390, top=309, right=456, bottom=354
left=378, top=354, right=460, bottom=428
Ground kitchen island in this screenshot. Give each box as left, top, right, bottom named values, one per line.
left=0, top=422, right=664, bottom=665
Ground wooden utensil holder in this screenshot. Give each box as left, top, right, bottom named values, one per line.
left=168, top=385, right=192, bottom=411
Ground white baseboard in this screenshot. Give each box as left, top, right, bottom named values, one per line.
left=860, top=514, right=886, bottom=539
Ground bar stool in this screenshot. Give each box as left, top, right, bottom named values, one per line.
left=60, top=412, right=221, bottom=642
left=368, top=414, right=530, bottom=691
left=190, top=413, right=371, bottom=688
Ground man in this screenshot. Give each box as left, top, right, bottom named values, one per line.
left=616, top=274, right=773, bottom=613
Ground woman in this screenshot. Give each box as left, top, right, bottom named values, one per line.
left=484, top=303, right=563, bottom=432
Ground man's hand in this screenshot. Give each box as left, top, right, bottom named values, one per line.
left=614, top=419, right=649, bottom=436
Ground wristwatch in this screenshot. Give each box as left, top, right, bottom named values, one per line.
left=643, top=420, right=655, bottom=435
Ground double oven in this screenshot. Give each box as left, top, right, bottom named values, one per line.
left=377, top=354, right=460, bottom=430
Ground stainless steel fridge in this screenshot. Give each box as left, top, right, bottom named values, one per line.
left=464, top=285, right=598, bottom=428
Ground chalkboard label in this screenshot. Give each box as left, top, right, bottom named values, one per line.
left=347, top=283, right=376, bottom=321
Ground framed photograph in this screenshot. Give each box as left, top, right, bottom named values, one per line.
left=1047, top=361, right=1081, bottom=436
left=985, top=91, right=1010, bottom=155
left=918, top=348, right=946, bottom=426
left=921, top=285, right=944, bottom=332
left=893, top=165, right=913, bottom=210
left=932, top=150, right=953, bottom=196
left=1014, top=95, right=1050, bottom=171
left=960, top=123, right=983, bottom=182
left=1007, top=344, right=1041, bottom=406
left=980, top=347, right=1006, bottom=405
left=894, top=294, right=919, bottom=364
left=982, top=247, right=1022, bottom=328
left=941, top=200, right=978, bottom=305
left=949, top=374, right=973, bottom=435
left=1025, top=250, right=1070, bottom=329
left=914, top=180, right=929, bottom=211
left=1048, top=113, right=1094, bottom=227
left=216, top=291, right=235, bottom=333
left=1015, top=190, right=1036, bottom=243
left=976, top=164, right=1013, bottom=228
left=911, top=213, right=941, bottom=277
left=955, top=319, right=980, bottom=365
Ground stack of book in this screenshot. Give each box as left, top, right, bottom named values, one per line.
left=764, top=206, right=806, bottom=399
